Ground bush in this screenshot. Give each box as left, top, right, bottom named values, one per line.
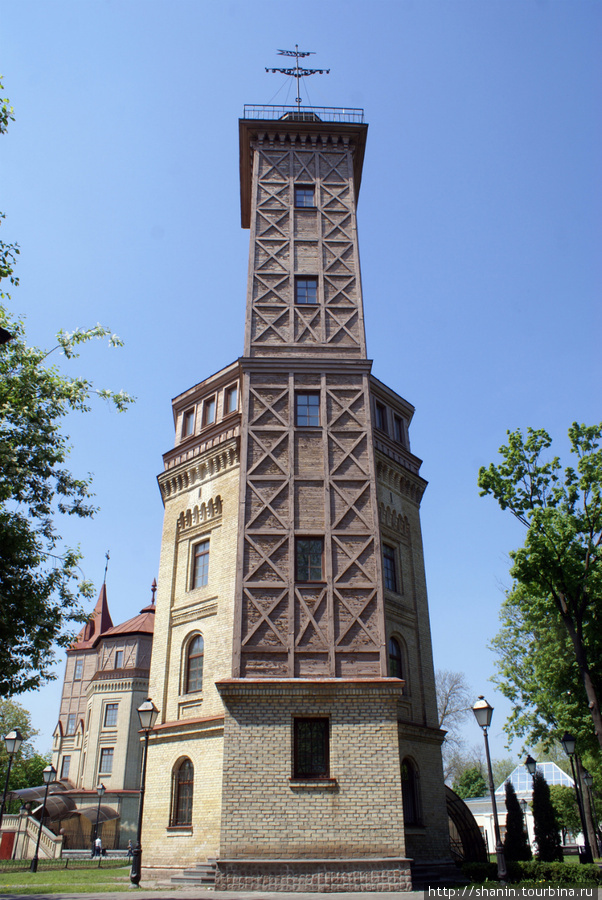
left=462, top=860, right=601, bottom=885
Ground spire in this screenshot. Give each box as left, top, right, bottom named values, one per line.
left=72, top=582, right=114, bottom=649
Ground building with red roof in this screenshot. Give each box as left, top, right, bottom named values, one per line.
left=48, top=582, right=155, bottom=850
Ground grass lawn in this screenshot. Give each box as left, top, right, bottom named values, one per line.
left=0, top=864, right=138, bottom=894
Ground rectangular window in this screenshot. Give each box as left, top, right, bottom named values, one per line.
left=114, top=650, right=124, bottom=670
left=294, top=185, right=315, bottom=208
left=182, top=408, right=195, bottom=437
left=104, top=703, right=118, bottom=728
left=295, top=276, right=318, bottom=305
left=192, top=540, right=210, bottom=589
left=74, top=657, right=84, bottom=681
left=383, top=545, right=398, bottom=592
left=225, top=384, right=238, bottom=414
left=293, top=718, right=329, bottom=779
left=296, top=538, right=324, bottom=582
left=60, top=756, right=71, bottom=780
left=66, top=714, right=76, bottom=736
left=295, top=392, right=320, bottom=427
left=393, top=415, right=404, bottom=444
left=99, top=747, right=114, bottom=774
left=375, top=401, right=387, bottom=433
left=203, top=397, right=216, bottom=426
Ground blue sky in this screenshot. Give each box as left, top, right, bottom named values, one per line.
left=1, top=0, right=600, bottom=762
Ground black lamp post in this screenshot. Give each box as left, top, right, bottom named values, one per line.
left=525, top=755, right=537, bottom=778
left=91, top=783, right=106, bottom=859
left=473, top=696, right=507, bottom=882
left=560, top=731, right=593, bottom=864
left=0, top=729, right=24, bottom=830
left=582, top=769, right=599, bottom=857
left=520, top=798, right=530, bottom=845
left=130, top=698, right=158, bottom=887
left=30, top=764, right=56, bottom=873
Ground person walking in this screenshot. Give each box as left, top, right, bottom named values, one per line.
left=127, top=840, right=133, bottom=860
left=95, top=836, right=102, bottom=858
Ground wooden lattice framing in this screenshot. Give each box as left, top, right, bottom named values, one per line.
left=234, top=123, right=386, bottom=678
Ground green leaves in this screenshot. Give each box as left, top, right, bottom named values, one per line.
left=481, top=423, right=602, bottom=752
left=0, top=305, right=135, bottom=697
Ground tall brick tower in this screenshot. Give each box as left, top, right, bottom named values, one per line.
left=142, top=100, right=452, bottom=891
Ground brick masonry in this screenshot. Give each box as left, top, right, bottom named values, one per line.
left=215, top=858, right=413, bottom=892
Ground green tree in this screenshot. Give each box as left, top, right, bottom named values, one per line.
left=0, top=699, right=50, bottom=812
left=503, top=781, right=532, bottom=861
left=453, top=766, right=487, bottom=799
left=492, top=757, right=515, bottom=790
left=0, top=80, right=133, bottom=697
left=549, top=784, right=581, bottom=844
left=532, top=770, right=563, bottom=862
left=479, top=424, right=602, bottom=752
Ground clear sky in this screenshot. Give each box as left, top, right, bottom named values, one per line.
left=1, top=0, right=600, bottom=763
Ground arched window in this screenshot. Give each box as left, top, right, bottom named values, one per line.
left=388, top=637, right=403, bottom=679
left=185, top=634, right=204, bottom=693
left=170, top=758, right=194, bottom=827
left=401, top=758, right=421, bottom=825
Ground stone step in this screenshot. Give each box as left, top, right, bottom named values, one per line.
left=171, top=859, right=216, bottom=887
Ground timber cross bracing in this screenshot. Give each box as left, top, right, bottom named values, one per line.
left=234, top=115, right=386, bottom=680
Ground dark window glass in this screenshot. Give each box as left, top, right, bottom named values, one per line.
left=192, top=540, right=209, bottom=589
left=375, top=402, right=387, bottom=432
left=74, top=658, right=84, bottom=681
left=183, top=408, right=195, bottom=437
left=99, top=748, right=114, bottom=774
left=383, top=545, right=398, bottom=592
left=60, top=756, right=71, bottom=780
left=66, top=714, right=76, bottom=735
left=388, top=637, right=403, bottom=679
left=295, top=277, right=318, bottom=305
left=394, top=415, right=404, bottom=444
left=104, top=703, right=118, bottom=727
left=226, top=385, right=238, bottom=414
left=401, top=758, right=420, bottom=825
left=295, top=392, right=320, bottom=427
left=294, top=718, right=329, bottom=779
left=171, top=758, right=194, bottom=826
left=203, top=397, right=216, bottom=426
left=296, top=538, right=324, bottom=582
left=114, top=650, right=124, bottom=670
left=186, top=634, right=204, bottom=693
left=295, top=186, right=315, bottom=208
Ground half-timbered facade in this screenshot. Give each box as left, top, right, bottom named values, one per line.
left=142, top=105, right=451, bottom=891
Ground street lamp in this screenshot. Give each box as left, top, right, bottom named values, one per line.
left=0, top=729, right=24, bottom=829
left=130, top=698, right=158, bottom=887
left=473, top=697, right=507, bottom=882
left=582, top=770, right=599, bottom=857
left=30, top=764, right=56, bottom=873
left=520, top=799, right=529, bottom=843
left=525, top=755, right=537, bottom=777
left=560, top=731, right=593, bottom=864
left=92, top=783, right=106, bottom=859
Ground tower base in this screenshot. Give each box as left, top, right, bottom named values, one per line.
left=215, top=857, right=413, bottom=892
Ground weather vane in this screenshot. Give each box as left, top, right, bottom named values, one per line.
left=103, top=550, right=110, bottom=585
left=266, top=45, right=330, bottom=112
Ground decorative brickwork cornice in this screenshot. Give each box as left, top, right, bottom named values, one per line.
left=176, top=494, right=222, bottom=533
left=378, top=502, right=410, bottom=537
left=376, top=455, right=427, bottom=503
left=397, top=719, right=446, bottom=747
left=159, top=438, right=239, bottom=501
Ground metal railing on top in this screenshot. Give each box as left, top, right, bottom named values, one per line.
left=243, top=105, right=364, bottom=124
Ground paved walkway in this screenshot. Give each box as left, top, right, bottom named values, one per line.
left=0, top=892, right=426, bottom=899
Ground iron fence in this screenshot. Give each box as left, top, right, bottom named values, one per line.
left=243, top=105, right=364, bottom=124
